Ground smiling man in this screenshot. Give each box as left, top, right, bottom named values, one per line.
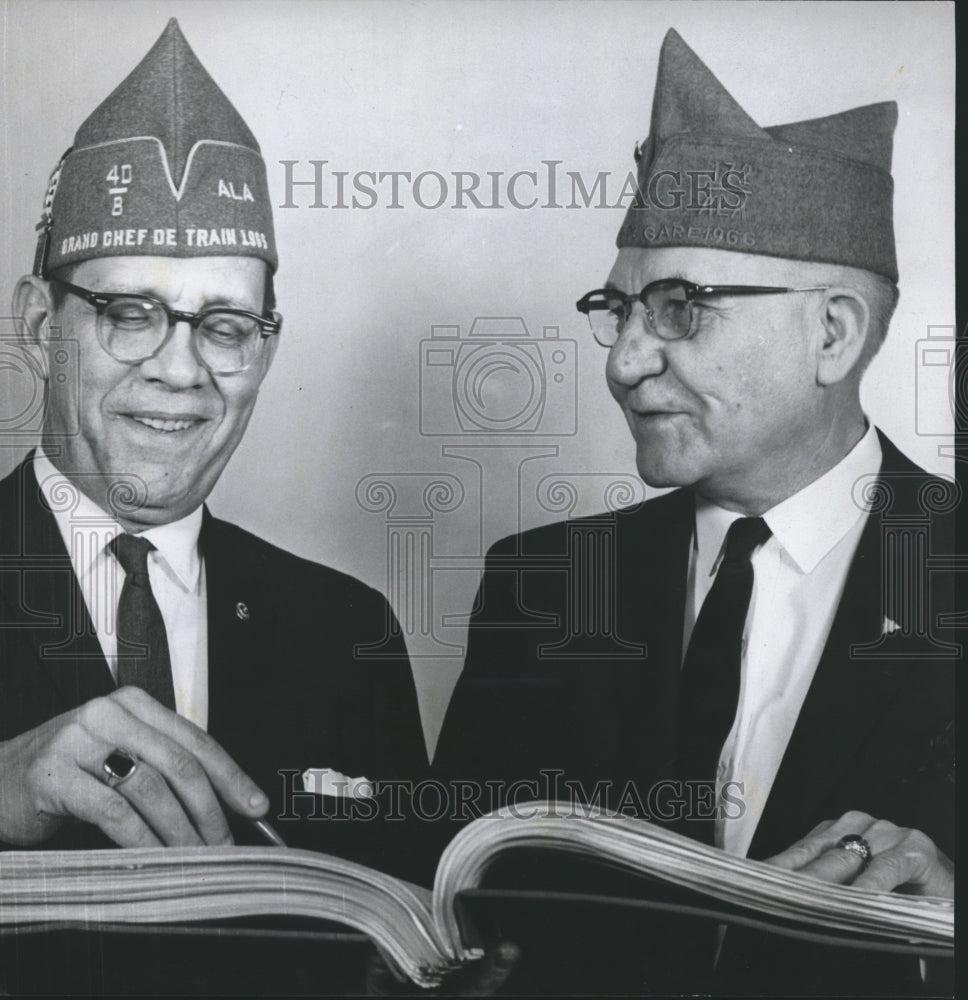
left=33, top=255, right=279, bottom=530
left=0, top=19, right=424, bottom=881
left=435, top=29, right=955, bottom=995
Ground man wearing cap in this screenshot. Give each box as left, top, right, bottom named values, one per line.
left=435, top=29, right=954, bottom=994
left=0, top=19, right=424, bottom=871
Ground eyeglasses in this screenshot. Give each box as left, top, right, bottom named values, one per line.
left=49, top=278, right=283, bottom=375
left=576, top=279, right=830, bottom=347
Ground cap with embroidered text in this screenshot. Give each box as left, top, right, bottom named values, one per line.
left=35, top=18, right=277, bottom=277
left=617, top=29, right=898, bottom=282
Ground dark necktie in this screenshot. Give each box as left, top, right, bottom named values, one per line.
left=109, top=533, right=176, bottom=710
left=678, top=516, right=771, bottom=843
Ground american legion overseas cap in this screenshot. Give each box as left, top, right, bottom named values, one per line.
left=618, top=30, right=898, bottom=282
left=34, top=18, right=277, bottom=277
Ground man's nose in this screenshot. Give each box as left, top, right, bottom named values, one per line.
left=138, top=321, right=208, bottom=388
left=605, top=306, right=668, bottom=386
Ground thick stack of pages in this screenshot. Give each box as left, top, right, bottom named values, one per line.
left=0, top=802, right=953, bottom=988
left=0, top=847, right=456, bottom=987
left=433, top=804, right=954, bottom=961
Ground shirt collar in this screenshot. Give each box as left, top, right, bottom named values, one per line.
left=694, top=422, right=883, bottom=576
left=140, top=511, right=203, bottom=591
left=34, top=446, right=203, bottom=591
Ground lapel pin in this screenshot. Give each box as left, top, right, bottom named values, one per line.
left=236, top=601, right=250, bottom=621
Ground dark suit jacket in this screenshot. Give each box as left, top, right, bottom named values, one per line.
left=435, top=431, right=955, bottom=995
left=0, top=454, right=429, bottom=992
left=0, top=454, right=426, bottom=860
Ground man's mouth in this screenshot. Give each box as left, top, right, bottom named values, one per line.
left=125, top=414, right=204, bottom=433
left=631, top=408, right=682, bottom=419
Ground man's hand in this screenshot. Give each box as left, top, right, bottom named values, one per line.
left=0, top=686, right=269, bottom=848
left=765, top=810, right=954, bottom=898
left=366, top=942, right=521, bottom=996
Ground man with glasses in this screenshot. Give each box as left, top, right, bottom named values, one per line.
left=435, top=29, right=954, bottom=994
left=0, top=18, right=424, bottom=886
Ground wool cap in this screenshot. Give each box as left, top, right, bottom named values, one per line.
left=617, top=30, right=898, bottom=282
left=35, top=19, right=277, bottom=276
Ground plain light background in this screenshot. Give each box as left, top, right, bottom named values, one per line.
left=0, top=0, right=955, bottom=754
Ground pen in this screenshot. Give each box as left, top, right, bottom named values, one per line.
left=250, top=817, right=287, bottom=847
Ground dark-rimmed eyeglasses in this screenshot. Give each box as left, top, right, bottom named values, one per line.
left=49, top=278, right=283, bottom=375
left=576, top=279, right=829, bottom=347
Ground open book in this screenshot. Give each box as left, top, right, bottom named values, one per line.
left=0, top=801, right=953, bottom=988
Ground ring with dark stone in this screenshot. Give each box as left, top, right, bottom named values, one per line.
left=102, top=748, right=139, bottom=789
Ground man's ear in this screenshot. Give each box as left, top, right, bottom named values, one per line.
left=12, top=275, right=57, bottom=379
left=814, top=287, right=870, bottom=386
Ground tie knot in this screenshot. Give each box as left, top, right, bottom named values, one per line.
left=109, top=533, right=155, bottom=577
left=722, top=516, right=771, bottom=565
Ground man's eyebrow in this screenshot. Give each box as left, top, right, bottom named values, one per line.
left=98, top=286, right=258, bottom=310
left=603, top=273, right=693, bottom=292
left=200, top=295, right=260, bottom=311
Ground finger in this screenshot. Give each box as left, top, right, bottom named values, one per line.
left=112, top=742, right=232, bottom=846
left=57, top=772, right=164, bottom=848
left=456, top=941, right=521, bottom=996
left=74, top=698, right=234, bottom=845
left=795, top=843, right=870, bottom=885
left=849, top=849, right=924, bottom=893
left=764, top=811, right=874, bottom=871
left=797, top=819, right=910, bottom=887
left=112, top=687, right=269, bottom=817
left=792, top=816, right=886, bottom=885
left=804, top=818, right=836, bottom=838
left=104, top=760, right=205, bottom=847
left=849, top=829, right=952, bottom=896
left=82, top=690, right=266, bottom=841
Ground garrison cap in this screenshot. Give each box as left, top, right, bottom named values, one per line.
left=617, top=30, right=898, bottom=282
left=35, top=18, right=277, bottom=276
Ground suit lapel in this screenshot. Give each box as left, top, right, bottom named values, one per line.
left=10, top=457, right=114, bottom=709
left=616, top=490, right=694, bottom=783
left=749, top=437, right=920, bottom=858
left=200, top=509, right=266, bottom=747
left=201, top=511, right=300, bottom=849
left=748, top=509, right=903, bottom=857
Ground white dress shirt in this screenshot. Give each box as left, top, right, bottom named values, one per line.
left=683, top=424, right=883, bottom=857
left=34, top=448, right=209, bottom=729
